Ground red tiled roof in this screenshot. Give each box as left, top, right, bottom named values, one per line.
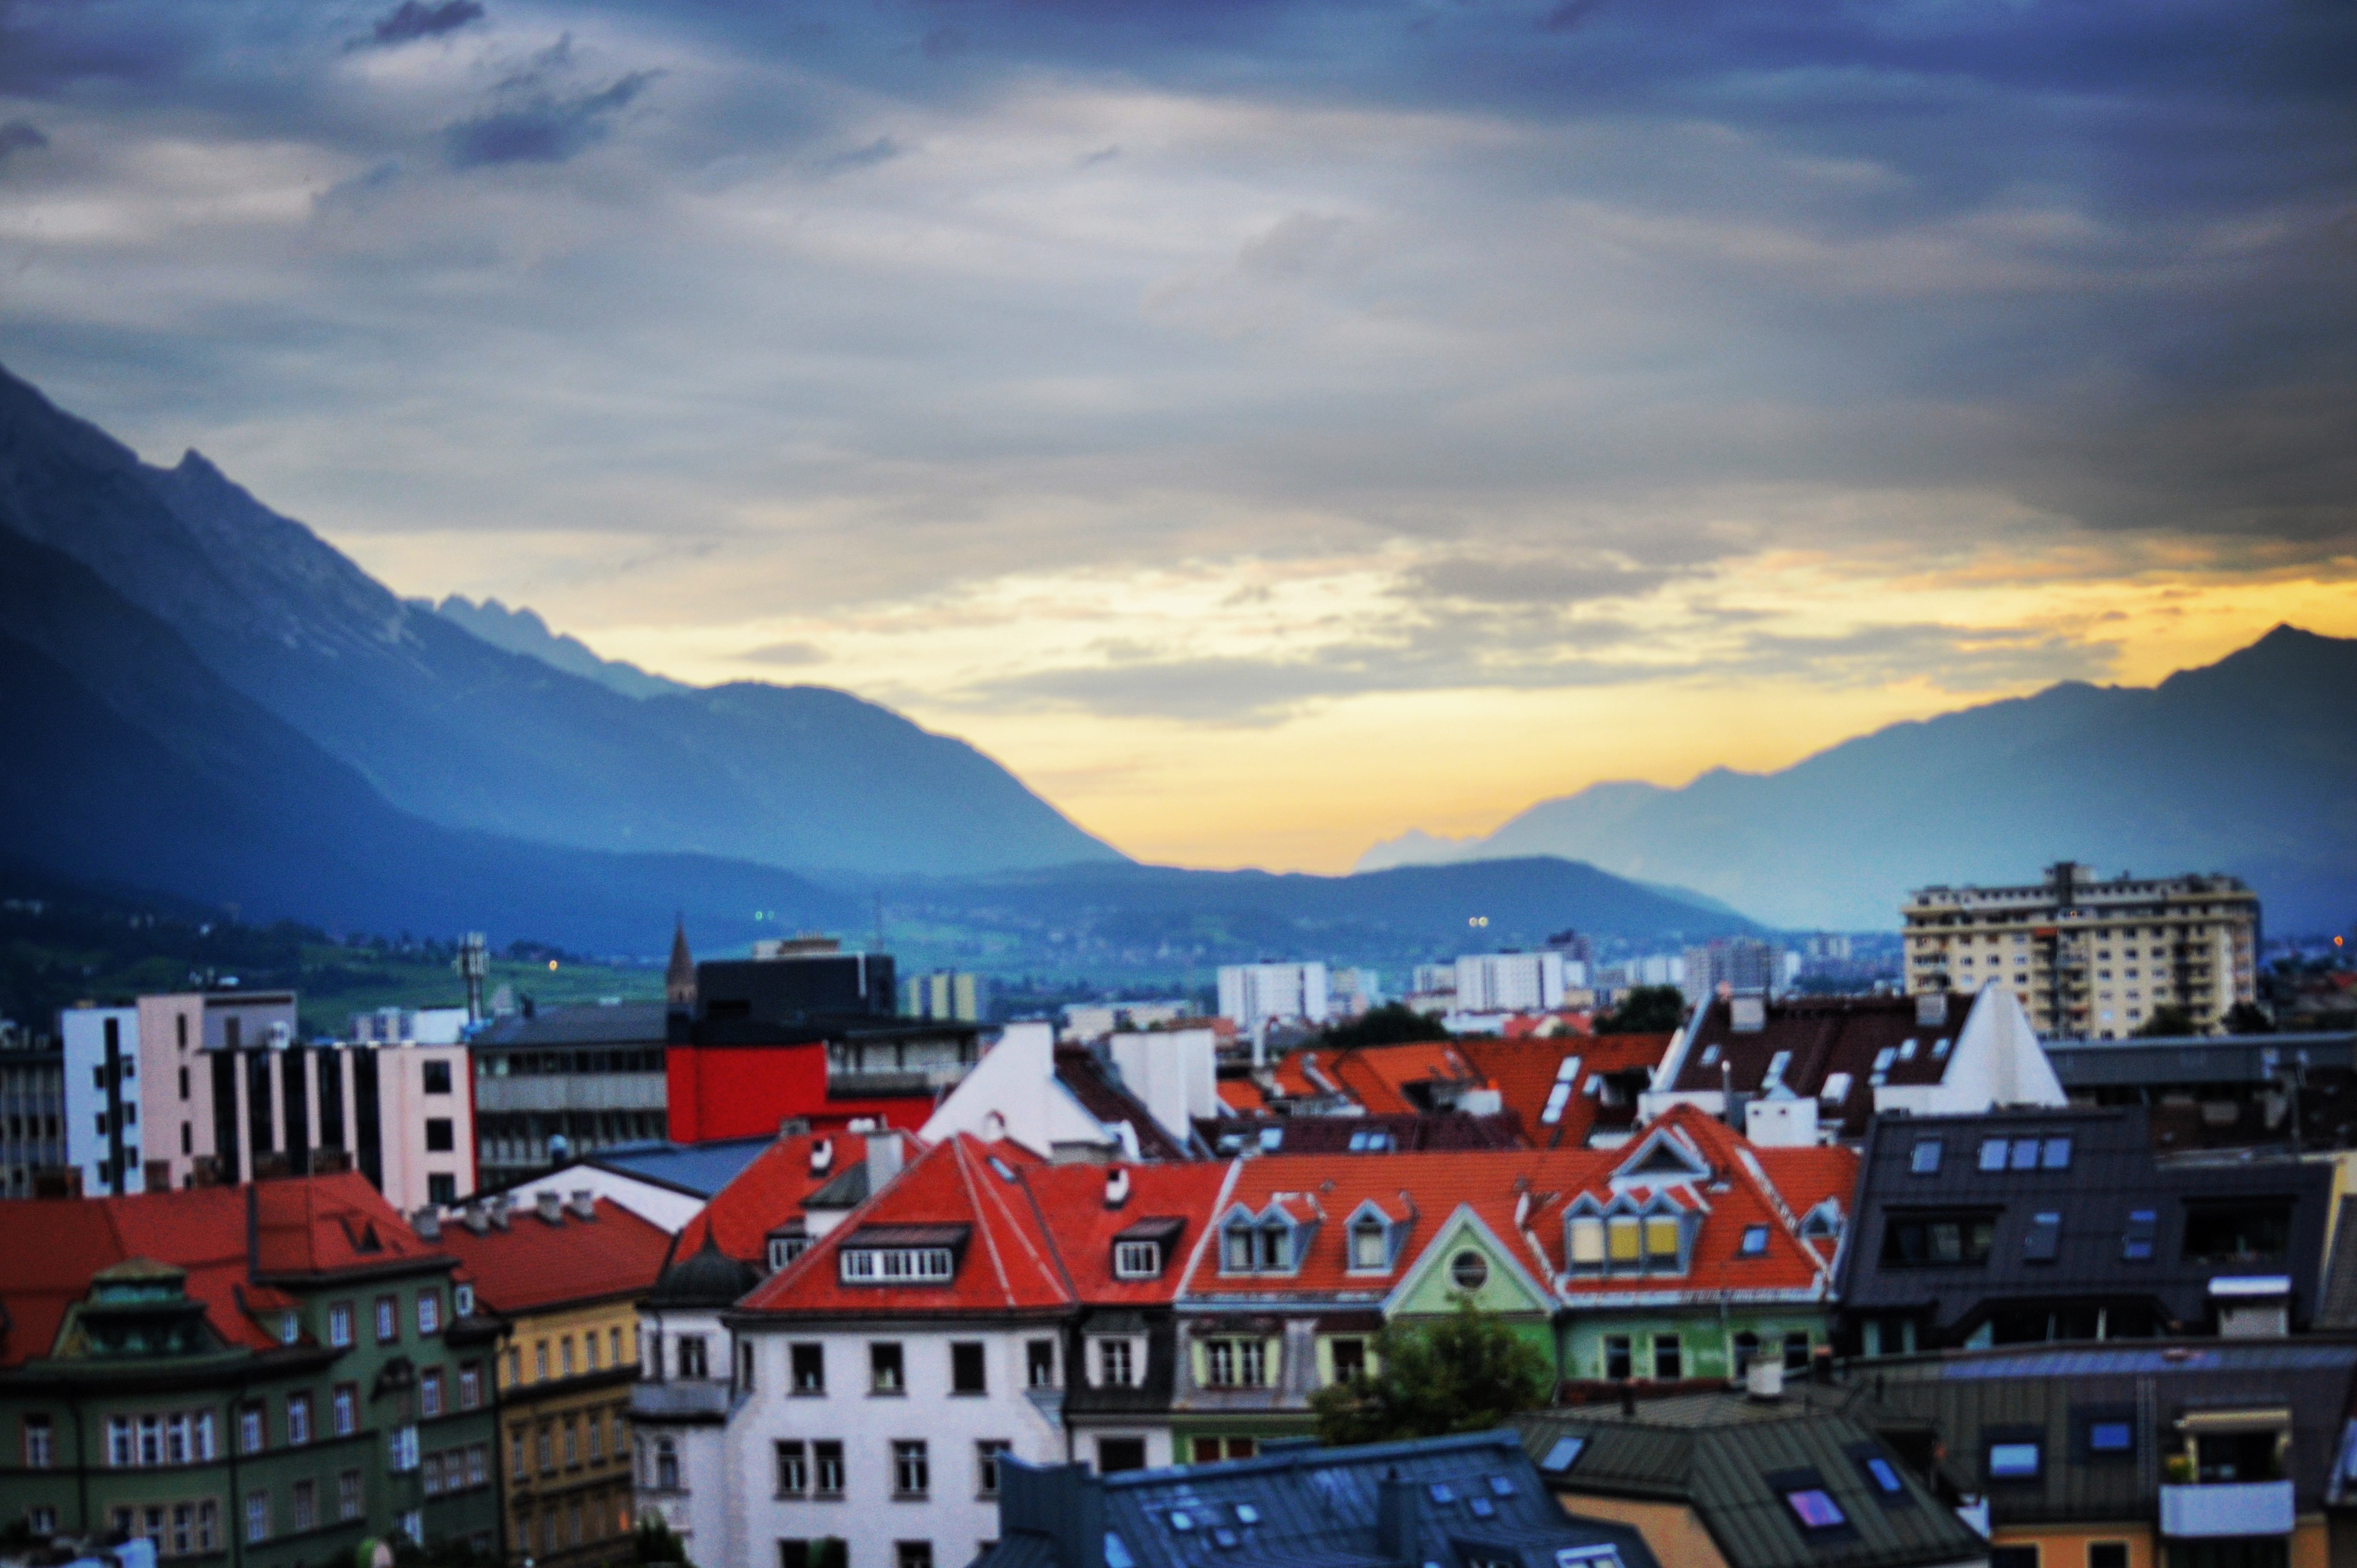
left=1216, top=1078, right=1269, bottom=1115
left=738, top=1135, right=1079, bottom=1317
left=1498, top=1012, right=1594, bottom=1039
left=1273, top=1041, right=1486, bottom=1115
left=1019, top=1161, right=1231, bottom=1305
left=672, top=1130, right=882, bottom=1264
left=1456, top=1034, right=1675, bottom=1150
left=0, top=1174, right=449, bottom=1371
left=432, top=1199, right=673, bottom=1315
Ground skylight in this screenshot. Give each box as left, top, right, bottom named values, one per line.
left=1105, top=1535, right=1135, bottom=1568
left=1862, top=1456, right=1904, bottom=1494
left=1555, top=1055, right=1583, bottom=1083
left=2122, top=1209, right=2157, bottom=1262
left=1541, top=1083, right=1574, bottom=1125
left=1699, top=1044, right=1720, bottom=1067
left=2088, top=1422, right=2133, bottom=1455
left=1740, top=1224, right=1769, bottom=1256
left=1784, top=1489, right=1847, bottom=1529
left=1910, top=1140, right=1942, bottom=1174
left=1988, top=1442, right=2040, bottom=1481
left=1233, top=1505, right=1259, bottom=1525
left=1540, top=1436, right=1586, bottom=1472
left=1258, top=1127, right=1283, bottom=1152
left=1821, top=1072, right=1853, bottom=1104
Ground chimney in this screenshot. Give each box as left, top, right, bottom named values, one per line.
left=490, top=1193, right=512, bottom=1230
left=535, top=1190, right=562, bottom=1225
left=569, top=1189, right=596, bottom=1220
left=463, top=1200, right=491, bottom=1235
left=865, top=1130, right=906, bottom=1189
left=1916, top=991, right=1948, bottom=1027
left=1375, top=1467, right=1416, bottom=1561
left=1620, top=1384, right=1637, bottom=1418
left=810, top=1138, right=835, bottom=1178
left=1104, top=1167, right=1130, bottom=1209
left=1812, top=1345, right=1835, bottom=1384
left=1746, top=1359, right=1784, bottom=1402
left=411, top=1207, right=441, bottom=1242
left=779, top=1116, right=810, bottom=1139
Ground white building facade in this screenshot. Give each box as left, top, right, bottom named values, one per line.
left=1453, top=951, right=1566, bottom=1014
left=1214, top=963, right=1330, bottom=1028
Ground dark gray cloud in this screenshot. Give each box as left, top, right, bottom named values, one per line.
left=444, top=70, right=659, bottom=169
left=368, top=1, right=485, bottom=49
left=0, top=119, right=46, bottom=166
left=1405, top=556, right=1684, bottom=608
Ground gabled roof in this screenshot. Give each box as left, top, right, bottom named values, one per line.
left=1273, top=1040, right=1486, bottom=1115
left=1055, top=1046, right=1192, bottom=1161
left=1516, top=1392, right=1986, bottom=1568
left=1665, top=995, right=1969, bottom=1137
left=1022, top=1161, right=1232, bottom=1306
left=735, top=1135, right=1084, bottom=1317
left=670, top=1130, right=881, bottom=1262
left=0, top=1174, right=449, bottom=1370
left=1457, top=1034, right=1673, bottom=1149
left=430, top=1198, right=672, bottom=1316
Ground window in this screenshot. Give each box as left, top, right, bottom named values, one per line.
left=245, top=1490, right=269, bottom=1544
left=1860, top=1454, right=1905, bottom=1495
left=1978, top=1138, right=2008, bottom=1172
left=1653, top=1334, right=1681, bottom=1381
left=2041, top=1136, right=2072, bottom=1170
left=329, top=1302, right=353, bottom=1347
left=2183, top=1201, right=2293, bottom=1264
left=1349, top=1219, right=1389, bottom=1271
left=872, top=1342, right=905, bottom=1393
left=1881, top=1213, right=1996, bottom=1266
left=2089, top=1544, right=2128, bottom=1568
left=776, top=1441, right=808, bottom=1495
left=1988, top=1441, right=2041, bottom=1481
left=2123, top=1209, right=2158, bottom=1261
left=376, top=1296, right=398, bottom=1343
left=1990, top=1550, right=2039, bottom=1568
left=895, top=1544, right=933, bottom=1568
left=2023, top=1212, right=2063, bottom=1263
left=24, top=1416, right=53, bottom=1468
left=655, top=1439, right=681, bottom=1491
left=288, top=1393, right=312, bottom=1445
left=333, top=1385, right=356, bottom=1437
left=241, top=1405, right=266, bottom=1455
left=740, top=1340, right=756, bottom=1390
left=1732, top=1331, right=1759, bottom=1374
left=1451, top=1250, right=1490, bottom=1291
left=1603, top=1336, right=1631, bottom=1381
left=1910, top=1140, right=1942, bottom=1174
left=1098, top=1340, right=1134, bottom=1387
left=1783, top=1489, right=1845, bottom=1529
left=2009, top=1138, right=2042, bottom=1172
left=422, top=1060, right=452, bottom=1093
left=1607, top=1215, right=1642, bottom=1268
left=1222, top=1224, right=1254, bottom=1272
left=292, top=1480, right=316, bottom=1532
left=1027, top=1340, right=1056, bottom=1388
left=421, top=1371, right=444, bottom=1417
left=1783, top=1332, right=1810, bottom=1372
left=425, top=1119, right=454, bottom=1152
left=840, top=1247, right=955, bottom=1283
left=2088, top=1421, right=2134, bottom=1456
left=1256, top=1223, right=1292, bottom=1272
left=1738, top=1224, right=1769, bottom=1257
left=977, top=1440, right=1011, bottom=1496
left=1329, top=1337, right=1367, bottom=1385
left=792, top=1344, right=826, bottom=1394
left=1097, top=1438, right=1146, bottom=1475
left=1643, top=1216, right=1681, bottom=1269
left=1568, top=1216, right=1605, bottom=1269
left=814, top=1440, right=844, bottom=1495
left=677, top=1336, right=708, bottom=1380
left=1113, top=1240, right=1162, bottom=1278
left=561, top=1336, right=574, bottom=1376
left=459, top=1364, right=482, bottom=1409
left=893, top=1440, right=930, bottom=1496
left=1540, top=1436, right=1586, bottom=1472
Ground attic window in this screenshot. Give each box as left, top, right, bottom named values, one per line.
left=1540, top=1083, right=1574, bottom=1126
left=1347, top=1130, right=1394, bottom=1153
left=840, top=1247, right=953, bottom=1284
left=1699, top=1045, right=1721, bottom=1068
left=1739, top=1224, right=1769, bottom=1257
left=1258, top=1128, right=1283, bottom=1153
left=1988, top=1442, right=2040, bottom=1481
left=1540, top=1436, right=1586, bottom=1472
left=1556, top=1055, right=1583, bottom=1084
left=1897, top=1037, right=1918, bottom=1060
left=2122, top=1209, right=2157, bottom=1262
left=768, top=1237, right=810, bottom=1272
left=1872, top=1048, right=1897, bottom=1076
left=1821, top=1073, right=1853, bottom=1104
left=1451, top=1251, right=1490, bottom=1291
left=1783, top=1489, right=1847, bottom=1530
left=1977, top=1138, right=2008, bottom=1172
left=1860, top=1455, right=1904, bottom=1495
left=1567, top=1216, right=1605, bottom=1270
left=1910, top=1140, right=1942, bottom=1175
left=2023, top=1212, right=2062, bottom=1263
left=1762, top=1051, right=1792, bottom=1090
left=1349, top=1216, right=1390, bottom=1271
left=1113, top=1241, right=1163, bottom=1279
left=1932, top=1037, right=1952, bottom=1059
left=2040, top=1136, right=2072, bottom=1170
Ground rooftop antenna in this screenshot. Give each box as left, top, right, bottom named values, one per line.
left=456, top=932, right=489, bottom=1024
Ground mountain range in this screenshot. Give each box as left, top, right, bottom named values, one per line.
left=1360, top=627, right=2357, bottom=932
left=0, top=363, right=1755, bottom=964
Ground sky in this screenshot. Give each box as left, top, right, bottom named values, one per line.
left=2, top=0, right=2354, bottom=872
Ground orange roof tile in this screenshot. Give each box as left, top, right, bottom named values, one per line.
left=1456, top=1034, right=1675, bottom=1150
left=673, top=1130, right=886, bottom=1264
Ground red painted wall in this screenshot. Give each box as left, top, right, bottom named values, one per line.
left=663, top=1044, right=935, bottom=1142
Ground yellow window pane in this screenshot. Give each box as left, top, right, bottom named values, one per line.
left=1607, top=1218, right=1641, bottom=1260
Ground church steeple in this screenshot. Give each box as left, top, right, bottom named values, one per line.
left=665, top=915, right=696, bottom=1008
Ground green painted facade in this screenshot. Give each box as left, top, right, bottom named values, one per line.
left=2, top=1256, right=499, bottom=1563
left=1558, top=1304, right=1832, bottom=1384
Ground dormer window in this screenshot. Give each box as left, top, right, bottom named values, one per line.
left=1113, top=1241, right=1162, bottom=1279
left=1643, top=1216, right=1681, bottom=1271
left=768, top=1236, right=810, bottom=1273
left=1222, top=1224, right=1254, bottom=1272
left=837, top=1223, right=968, bottom=1285
left=1607, top=1216, right=1641, bottom=1269
left=1567, top=1216, right=1605, bottom=1271
left=1349, top=1216, right=1389, bottom=1271
left=1257, top=1220, right=1292, bottom=1271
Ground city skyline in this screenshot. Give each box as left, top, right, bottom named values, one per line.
left=3, top=0, right=2351, bottom=871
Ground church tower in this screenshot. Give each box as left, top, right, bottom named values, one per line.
left=665, top=915, right=696, bottom=1008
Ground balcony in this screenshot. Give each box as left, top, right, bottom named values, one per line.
left=2159, top=1481, right=2294, bottom=1538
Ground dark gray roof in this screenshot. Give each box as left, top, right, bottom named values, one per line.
left=1669, top=994, right=1970, bottom=1138
left=474, top=1001, right=668, bottom=1046
left=2043, top=1032, right=2356, bottom=1088
left=647, top=1230, right=760, bottom=1308
left=981, top=1430, right=1658, bottom=1568
left=1515, top=1393, right=1987, bottom=1568
left=2319, top=1197, right=2357, bottom=1330
left=1837, top=1105, right=2333, bottom=1341
left=1863, top=1339, right=2357, bottom=1524
left=590, top=1137, right=772, bottom=1199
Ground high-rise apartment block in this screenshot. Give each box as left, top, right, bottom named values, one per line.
left=1215, top=962, right=1330, bottom=1027
left=1902, top=861, right=2258, bottom=1040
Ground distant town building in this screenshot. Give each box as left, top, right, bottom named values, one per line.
left=1679, top=937, right=1789, bottom=1004
left=348, top=1006, right=469, bottom=1044
left=0, top=1021, right=63, bottom=1196
left=1326, top=966, right=1384, bottom=1017
left=901, top=969, right=991, bottom=1022
left=1903, top=861, right=2260, bottom=1039
left=1216, top=963, right=1330, bottom=1027
left=1455, top=951, right=1567, bottom=1013
left=59, top=993, right=472, bottom=1211
left=1059, top=1000, right=1192, bottom=1042
left=470, top=1002, right=670, bottom=1189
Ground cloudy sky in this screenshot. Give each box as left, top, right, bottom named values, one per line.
left=3, top=0, right=2353, bottom=871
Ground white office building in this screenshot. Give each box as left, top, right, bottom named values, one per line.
left=1454, top=951, right=1567, bottom=1014
left=1215, top=963, right=1330, bottom=1028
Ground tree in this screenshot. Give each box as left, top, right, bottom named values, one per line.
left=631, top=1516, right=696, bottom=1568
left=2133, top=1005, right=2199, bottom=1038
left=1319, top=1001, right=1450, bottom=1049
left=1593, top=985, right=1687, bottom=1035
left=2222, top=1001, right=2275, bottom=1035
left=1309, top=1296, right=1552, bottom=1446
